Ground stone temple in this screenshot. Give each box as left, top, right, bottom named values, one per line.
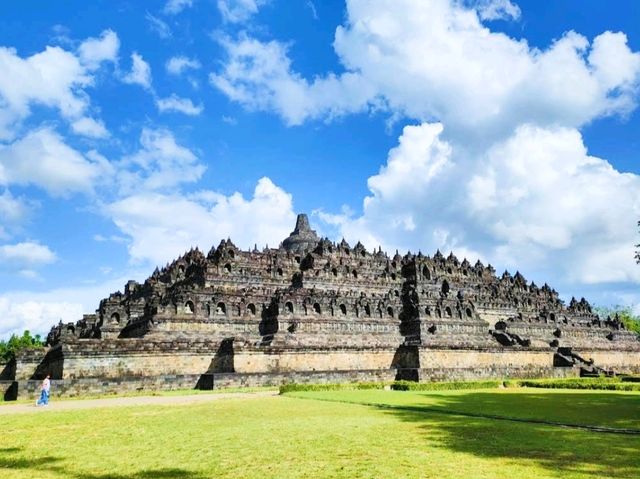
left=2, top=214, right=640, bottom=398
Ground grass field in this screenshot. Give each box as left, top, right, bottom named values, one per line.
left=1, top=388, right=638, bottom=478
left=0, top=386, right=279, bottom=406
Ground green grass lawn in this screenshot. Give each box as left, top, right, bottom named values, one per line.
left=288, top=388, right=640, bottom=430
left=0, top=385, right=278, bottom=406
left=1, top=389, right=638, bottom=479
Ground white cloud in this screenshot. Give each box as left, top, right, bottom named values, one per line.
left=212, top=1, right=640, bottom=139
left=93, top=234, right=127, bottom=244
left=122, top=52, right=152, bottom=89
left=306, top=1, right=318, bottom=20
left=118, top=128, right=204, bottom=192
left=470, top=125, right=640, bottom=284
left=474, top=0, right=521, bottom=21
left=106, top=177, right=296, bottom=266
left=156, top=94, right=203, bottom=115
left=0, top=128, right=111, bottom=197
left=146, top=13, right=172, bottom=39
left=217, top=0, right=268, bottom=23
left=0, top=241, right=56, bottom=265
left=18, top=269, right=40, bottom=280
left=0, top=46, right=88, bottom=139
left=327, top=122, right=640, bottom=292
left=78, top=29, right=120, bottom=68
left=0, top=32, right=117, bottom=140
left=210, top=34, right=376, bottom=126
left=0, top=296, right=82, bottom=338
left=222, top=115, right=237, bottom=125
left=71, top=117, right=109, bottom=138
left=164, top=0, right=194, bottom=15
left=0, top=275, right=135, bottom=338
left=0, top=189, right=31, bottom=225
left=166, top=55, right=201, bottom=75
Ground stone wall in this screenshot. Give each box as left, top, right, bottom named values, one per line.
left=232, top=347, right=399, bottom=373
left=574, top=350, right=640, bottom=374
left=8, top=369, right=398, bottom=400
left=58, top=339, right=225, bottom=379
left=418, top=348, right=554, bottom=369
left=10, top=375, right=204, bottom=400
left=5, top=364, right=585, bottom=400
left=14, top=349, right=50, bottom=380
left=409, top=365, right=579, bottom=382
left=210, top=369, right=397, bottom=389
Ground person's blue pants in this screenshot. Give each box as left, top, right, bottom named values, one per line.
left=37, top=390, right=49, bottom=405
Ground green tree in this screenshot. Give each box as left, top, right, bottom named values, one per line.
left=0, top=330, right=44, bottom=362
left=594, top=305, right=640, bottom=336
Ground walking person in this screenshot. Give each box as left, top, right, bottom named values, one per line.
left=36, top=374, right=51, bottom=406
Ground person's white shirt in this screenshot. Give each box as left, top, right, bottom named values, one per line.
left=42, top=377, right=50, bottom=392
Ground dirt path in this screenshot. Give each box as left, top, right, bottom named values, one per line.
left=0, top=390, right=279, bottom=415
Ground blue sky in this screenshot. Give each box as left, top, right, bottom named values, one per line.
left=0, top=0, right=639, bottom=338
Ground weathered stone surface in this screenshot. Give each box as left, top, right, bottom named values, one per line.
left=6, top=214, right=640, bottom=398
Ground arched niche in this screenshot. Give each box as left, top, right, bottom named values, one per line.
left=185, top=300, right=195, bottom=314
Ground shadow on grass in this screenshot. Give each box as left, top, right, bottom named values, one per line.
left=71, top=468, right=208, bottom=479
left=0, top=446, right=61, bottom=470
left=413, top=390, right=640, bottom=430
left=377, top=391, right=640, bottom=478
left=0, top=447, right=206, bottom=478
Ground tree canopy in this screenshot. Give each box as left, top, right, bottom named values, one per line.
left=0, top=330, right=44, bottom=362
left=594, top=305, right=640, bottom=336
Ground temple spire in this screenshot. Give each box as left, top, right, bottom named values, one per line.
left=282, top=213, right=320, bottom=253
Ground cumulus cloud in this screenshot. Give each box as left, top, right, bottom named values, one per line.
left=166, top=56, right=201, bottom=75
left=0, top=275, right=133, bottom=338
left=0, top=31, right=117, bottom=140
left=156, top=94, right=203, bottom=115
left=70, top=117, right=109, bottom=138
left=328, top=122, right=640, bottom=292
left=217, top=0, right=268, bottom=23
left=106, top=177, right=296, bottom=266
left=469, top=125, right=640, bottom=284
left=210, top=35, right=376, bottom=125
left=473, top=0, right=521, bottom=21
left=164, top=0, right=194, bottom=15
left=211, top=0, right=640, bottom=139
left=122, top=52, right=152, bottom=89
left=0, top=46, right=88, bottom=139
left=0, top=296, right=83, bottom=339
left=78, top=29, right=120, bottom=68
left=0, top=189, right=31, bottom=226
left=117, top=128, right=204, bottom=193
left=0, top=241, right=56, bottom=266
left=0, top=128, right=112, bottom=197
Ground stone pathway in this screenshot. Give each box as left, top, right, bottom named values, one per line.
left=0, top=390, right=279, bottom=415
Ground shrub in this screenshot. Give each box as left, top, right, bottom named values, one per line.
left=515, top=377, right=640, bottom=391
left=391, top=380, right=502, bottom=391
left=279, top=382, right=386, bottom=394
left=502, top=380, right=523, bottom=388
left=620, top=375, right=640, bottom=383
